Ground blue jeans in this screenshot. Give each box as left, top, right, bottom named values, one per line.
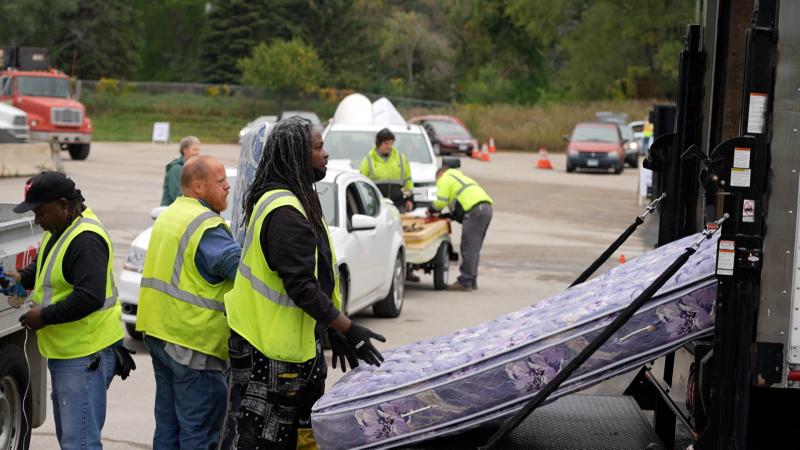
left=145, top=336, right=227, bottom=450
left=48, top=342, right=119, bottom=450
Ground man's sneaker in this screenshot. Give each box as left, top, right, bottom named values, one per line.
left=447, top=281, right=472, bottom=291
left=406, top=273, right=420, bottom=283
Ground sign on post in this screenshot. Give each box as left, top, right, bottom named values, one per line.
left=152, top=122, right=170, bottom=144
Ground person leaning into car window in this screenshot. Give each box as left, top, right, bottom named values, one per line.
left=359, top=128, right=414, bottom=212
left=9, top=171, right=127, bottom=449
left=225, top=117, right=387, bottom=449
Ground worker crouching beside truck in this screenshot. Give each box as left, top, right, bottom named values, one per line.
left=10, top=171, right=135, bottom=450
left=225, top=117, right=387, bottom=449
left=428, top=166, right=493, bottom=291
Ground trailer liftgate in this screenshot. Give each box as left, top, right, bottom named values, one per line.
left=405, top=0, right=799, bottom=448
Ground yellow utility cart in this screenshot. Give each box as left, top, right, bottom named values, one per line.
left=401, top=215, right=453, bottom=290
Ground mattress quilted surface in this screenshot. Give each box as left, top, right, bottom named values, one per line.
left=312, top=233, right=719, bottom=449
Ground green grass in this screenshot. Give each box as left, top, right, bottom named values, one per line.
left=83, top=92, right=336, bottom=143
left=84, top=91, right=659, bottom=150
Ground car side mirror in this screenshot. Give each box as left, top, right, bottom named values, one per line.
left=350, top=214, right=377, bottom=231
left=562, top=135, right=570, bottom=142
left=150, top=206, right=167, bottom=220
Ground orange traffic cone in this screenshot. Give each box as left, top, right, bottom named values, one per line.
left=480, top=144, right=491, bottom=162
left=536, top=147, right=553, bottom=169
left=619, top=253, right=626, bottom=264
left=489, top=137, right=496, bottom=153
left=471, top=144, right=480, bottom=159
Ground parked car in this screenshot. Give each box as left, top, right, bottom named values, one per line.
left=279, top=110, right=324, bottom=132
left=619, top=123, right=639, bottom=168
left=409, top=115, right=477, bottom=156
left=629, top=120, right=647, bottom=154
left=565, top=122, right=626, bottom=174
left=118, top=168, right=405, bottom=339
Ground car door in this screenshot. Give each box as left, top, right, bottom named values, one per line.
left=354, top=180, right=393, bottom=295
left=341, top=180, right=381, bottom=311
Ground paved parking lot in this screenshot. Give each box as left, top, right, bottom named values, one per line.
left=0, top=142, right=657, bottom=449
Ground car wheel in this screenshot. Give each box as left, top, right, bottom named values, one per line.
left=566, top=163, right=575, bottom=173
left=0, top=344, right=31, bottom=450
left=373, top=254, right=404, bottom=318
left=67, top=143, right=90, bottom=160
left=626, top=155, right=638, bottom=168
left=433, top=242, right=450, bottom=291
left=125, top=322, right=143, bottom=341
left=614, top=161, right=624, bottom=174
left=433, top=143, right=441, bottom=156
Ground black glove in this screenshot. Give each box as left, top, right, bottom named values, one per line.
left=344, top=323, right=386, bottom=367
left=112, top=345, right=137, bottom=380
left=327, top=328, right=359, bottom=373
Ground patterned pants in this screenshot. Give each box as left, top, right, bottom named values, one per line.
left=228, top=332, right=326, bottom=450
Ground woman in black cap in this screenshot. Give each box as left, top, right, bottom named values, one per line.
left=10, top=171, right=127, bottom=449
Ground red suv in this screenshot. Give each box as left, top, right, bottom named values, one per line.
left=565, top=122, right=625, bottom=174
left=409, top=115, right=477, bottom=156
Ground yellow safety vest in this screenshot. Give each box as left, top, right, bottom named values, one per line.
left=432, top=168, right=493, bottom=212
left=137, top=197, right=233, bottom=360
left=225, top=189, right=342, bottom=363
left=32, top=208, right=123, bottom=359
left=359, top=147, right=413, bottom=192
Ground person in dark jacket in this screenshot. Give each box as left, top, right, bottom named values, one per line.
left=9, top=171, right=125, bottom=449
left=224, top=117, right=386, bottom=449
left=161, top=136, right=201, bottom=206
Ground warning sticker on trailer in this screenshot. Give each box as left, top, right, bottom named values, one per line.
left=733, top=147, right=751, bottom=169
left=717, top=240, right=735, bottom=276
left=743, top=199, right=755, bottom=223
left=730, top=168, right=751, bottom=187
left=747, top=93, right=767, bottom=134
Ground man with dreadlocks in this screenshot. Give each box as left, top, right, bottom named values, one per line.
left=10, top=171, right=126, bottom=449
left=225, top=117, right=387, bottom=449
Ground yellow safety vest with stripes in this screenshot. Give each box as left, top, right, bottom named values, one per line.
left=225, top=189, right=342, bottom=363
left=359, top=147, right=413, bottom=192
left=32, top=208, right=123, bottom=359
left=431, top=168, right=493, bottom=213
left=136, top=197, right=233, bottom=360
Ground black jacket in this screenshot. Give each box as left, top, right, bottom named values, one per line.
left=258, top=181, right=340, bottom=326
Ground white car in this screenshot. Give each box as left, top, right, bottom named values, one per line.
left=118, top=168, right=405, bottom=339
left=0, top=102, right=29, bottom=143
left=323, top=123, right=438, bottom=207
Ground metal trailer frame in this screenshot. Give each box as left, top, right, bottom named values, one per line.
left=628, top=1, right=800, bottom=448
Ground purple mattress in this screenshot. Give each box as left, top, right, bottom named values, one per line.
left=311, top=233, right=718, bottom=449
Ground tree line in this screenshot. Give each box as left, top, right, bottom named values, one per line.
left=0, top=0, right=695, bottom=103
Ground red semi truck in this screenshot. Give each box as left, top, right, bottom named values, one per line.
left=0, top=47, right=92, bottom=160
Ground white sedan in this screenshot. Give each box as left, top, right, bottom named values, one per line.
left=118, top=168, right=405, bottom=339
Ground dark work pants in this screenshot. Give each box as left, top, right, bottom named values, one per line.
left=458, top=203, right=493, bottom=287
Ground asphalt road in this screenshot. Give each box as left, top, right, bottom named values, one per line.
left=0, top=142, right=658, bottom=449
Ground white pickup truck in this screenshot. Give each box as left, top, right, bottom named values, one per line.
left=0, top=204, right=46, bottom=450
left=0, top=103, right=29, bottom=143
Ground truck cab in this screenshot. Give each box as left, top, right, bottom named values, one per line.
left=0, top=47, right=92, bottom=160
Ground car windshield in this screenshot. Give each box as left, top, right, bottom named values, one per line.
left=571, top=125, right=620, bottom=143
left=325, top=130, right=432, bottom=163
left=17, top=76, right=69, bottom=98
left=429, top=120, right=470, bottom=138
left=619, top=125, right=634, bottom=141
left=315, top=182, right=337, bottom=226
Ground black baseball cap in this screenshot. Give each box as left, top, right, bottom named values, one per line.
left=13, top=171, right=78, bottom=213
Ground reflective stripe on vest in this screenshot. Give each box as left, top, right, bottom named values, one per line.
left=40, top=216, right=117, bottom=310
left=237, top=191, right=296, bottom=307
left=447, top=172, right=476, bottom=210
left=367, top=150, right=407, bottom=186
left=139, top=210, right=227, bottom=312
